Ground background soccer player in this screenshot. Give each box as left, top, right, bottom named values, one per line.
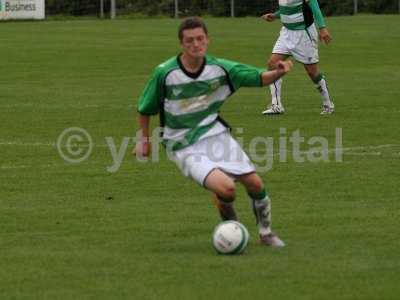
left=134, top=17, right=292, bottom=247
left=261, top=0, right=335, bottom=115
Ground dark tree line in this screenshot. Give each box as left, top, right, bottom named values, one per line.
left=45, top=0, right=399, bottom=16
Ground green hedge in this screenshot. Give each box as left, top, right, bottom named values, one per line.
left=45, top=0, right=399, bottom=16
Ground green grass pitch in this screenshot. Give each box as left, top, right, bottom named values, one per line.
left=0, top=15, right=399, bottom=299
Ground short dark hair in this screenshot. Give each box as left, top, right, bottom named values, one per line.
left=178, top=17, right=208, bottom=41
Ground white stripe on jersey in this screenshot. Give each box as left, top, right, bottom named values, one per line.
left=163, top=122, right=227, bottom=145
left=198, top=113, right=218, bottom=127
left=162, top=114, right=220, bottom=142
left=281, top=12, right=305, bottom=24
left=163, top=127, right=191, bottom=141
left=165, top=65, right=226, bottom=86
left=164, top=85, right=231, bottom=116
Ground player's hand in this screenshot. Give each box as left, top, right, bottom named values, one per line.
left=261, top=13, right=275, bottom=22
left=319, top=28, right=332, bottom=44
left=134, top=139, right=151, bottom=159
left=276, top=60, right=293, bottom=74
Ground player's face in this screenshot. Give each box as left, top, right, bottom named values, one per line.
left=180, top=28, right=209, bottom=59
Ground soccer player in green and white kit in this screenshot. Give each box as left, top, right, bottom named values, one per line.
left=261, top=0, right=335, bottom=115
left=135, top=17, right=293, bottom=247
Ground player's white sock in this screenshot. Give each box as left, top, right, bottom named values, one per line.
left=249, top=189, right=272, bottom=235
left=269, top=78, right=283, bottom=107
left=314, top=73, right=333, bottom=106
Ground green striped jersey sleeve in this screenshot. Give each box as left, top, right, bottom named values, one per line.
left=308, top=0, right=326, bottom=28
left=273, top=9, right=281, bottom=18
left=137, top=66, right=164, bottom=115
left=216, top=58, right=264, bottom=91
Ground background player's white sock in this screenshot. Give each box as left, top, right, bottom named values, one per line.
left=269, top=78, right=283, bottom=107
left=249, top=189, right=272, bottom=235
left=314, top=73, right=333, bottom=106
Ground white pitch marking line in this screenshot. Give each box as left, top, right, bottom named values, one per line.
left=0, top=104, right=135, bottom=109
left=0, top=141, right=398, bottom=150
left=0, top=141, right=108, bottom=148
left=0, top=143, right=398, bottom=170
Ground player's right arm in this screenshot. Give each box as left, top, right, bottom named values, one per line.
left=135, top=114, right=151, bottom=158
left=261, top=9, right=280, bottom=22
left=134, top=66, right=164, bottom=158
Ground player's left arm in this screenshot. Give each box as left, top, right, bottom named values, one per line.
left=261, top=60, right=293, bottom=86
left=308, top=0, right=332, bottom=44
left=216, top=58, right=292, bottom=90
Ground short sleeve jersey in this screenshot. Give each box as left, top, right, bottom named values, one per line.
left=138, top=55, right=264, bottom=151
left=275, top=0, right=326, bottom=30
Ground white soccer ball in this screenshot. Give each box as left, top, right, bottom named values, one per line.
left=212, top=221, right=249, bottom=255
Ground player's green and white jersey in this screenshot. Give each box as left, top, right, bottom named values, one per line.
left=275, top=0, right=326, bottom=30
left=138, top=55, right=264, bottom=151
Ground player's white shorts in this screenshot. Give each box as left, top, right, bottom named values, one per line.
left=170, top=131, right=255, bottom=186
left=272, top=24, right=319, bottom=64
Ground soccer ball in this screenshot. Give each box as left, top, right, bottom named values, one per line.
left=212, top=221, right=249, bottom=255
